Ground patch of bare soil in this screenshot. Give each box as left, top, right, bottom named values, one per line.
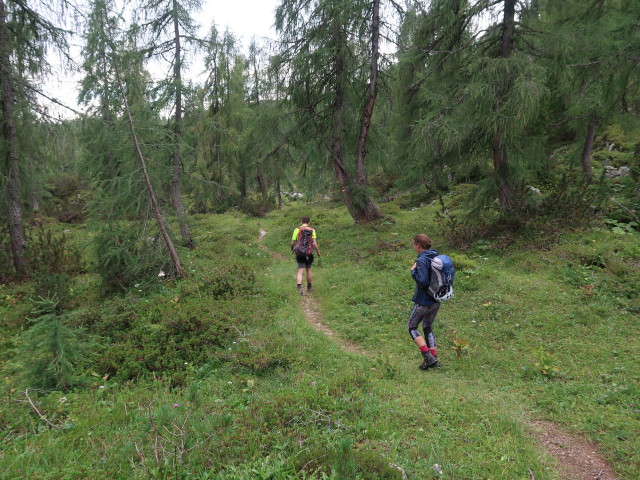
left=528, top=420, right=619, bottom=480
left=258, top=229, right=364, bottom=355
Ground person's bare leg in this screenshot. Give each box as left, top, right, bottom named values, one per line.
left=297, top=268, right=305, bottom=295
left=413, top=335, right=427, bottom=350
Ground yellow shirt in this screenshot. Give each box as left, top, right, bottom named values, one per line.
left=291, top=225, right=316, bottom=241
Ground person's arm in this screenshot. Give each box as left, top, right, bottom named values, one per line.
left=313, top=239, right=320, bottom=257
left=291, top=228, right=299, bottom=251
left=411, top=256, right=430, bottom=288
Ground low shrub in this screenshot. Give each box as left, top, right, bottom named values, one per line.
left=239, top=195, right=276, bottom=217
left=93, top=224, right=166, bottom=292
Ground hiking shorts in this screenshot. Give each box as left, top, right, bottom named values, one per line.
left=296, top=254, right=314, bottom=269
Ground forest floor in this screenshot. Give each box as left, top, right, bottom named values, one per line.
left=259, top=229, right=620, bottom=480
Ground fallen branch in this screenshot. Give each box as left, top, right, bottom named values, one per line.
left=24, top=389, right=61, bottom=429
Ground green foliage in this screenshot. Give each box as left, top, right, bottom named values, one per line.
left=22, top=226, right=84, bottom=303
left=93, top=224, right=166, bottom=292
left=13, top=297, right=95, bottom=390
left=452, top=338, right=470, bottom=359
left=25, top=226, right=84, bottom=277
left=521, top=349, right=561, bottom=381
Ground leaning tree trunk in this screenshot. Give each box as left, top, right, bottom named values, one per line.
left=113, top=61, right=185, bottom=278
left=171, top=0, right=194, bottom=247
left=0, top=0, right=26, bottom=274
left=581, top=113, right=597, bottom=184
left=492, top=0, right=517, bottom=211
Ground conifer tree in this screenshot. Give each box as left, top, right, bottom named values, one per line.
left=404, top=0, right=548, bottom=213
left=543, top=0, right=640, bottom=184
left=137, top=0, right=203, bottom=247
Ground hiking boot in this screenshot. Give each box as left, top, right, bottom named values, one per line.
left=297, top=286, right=304, bottom=296
left=419, top=351, right=438, bottom=370
left=306, top=285, right=312, bottom=293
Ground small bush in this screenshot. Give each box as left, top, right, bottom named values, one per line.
left=200, top=264, right=257, bottom=298
left=43, top=174, right=89, bottom=224
left=25, top=226, right=84, bottom=277
left=227, top=340, right=291, bottom=375
left=95, top=296, right=247, bottom=384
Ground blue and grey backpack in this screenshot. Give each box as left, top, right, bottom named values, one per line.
left=428, top=254, right=455, bottom=301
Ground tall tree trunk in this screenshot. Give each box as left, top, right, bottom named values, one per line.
left=493, top=0, right=517, bottom=211
left=256, top=167, right=267, bottom=199
left=330, top=20, right=359, bottom=221
left=353, top=0, right=383, bottom=222
left=330, top=13, right=380, bottom=224
left=171, top=0, right=193, bottom=247
left=581, top=113, right=597, bottom=184
left=492, top=133, right=515, bottom=211
left=0, top=0, right=26, bottom=274
left=276, top=175, right=283, bottom=209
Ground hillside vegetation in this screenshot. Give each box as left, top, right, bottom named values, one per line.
left=1, top=194, right=638, bottom=479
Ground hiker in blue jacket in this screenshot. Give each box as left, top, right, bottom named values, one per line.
left=408, top=233, right=441, bottom=370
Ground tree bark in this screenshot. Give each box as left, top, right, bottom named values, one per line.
left=0, top=0, right=26, bottom=274
left=171, top=0, right=194, bottom=247
left=581, top=113, right=597, bottom=184
left=356, top=0, right=380, bottom=186
left=330, top=6, right=382, bottom=224
left=352, top=0, right=383, bottom=222
left=330, top=19, right=359, bottom=221
left=256, top=167, right=267, bottom=199
left=276, top=175, right=283, bottom=209
left=493, top=0, right=517, bottom=211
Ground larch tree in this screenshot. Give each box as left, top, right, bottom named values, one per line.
left=0, top=0, right=69, bottom=274
left=543, top=0, right=640, bottom=184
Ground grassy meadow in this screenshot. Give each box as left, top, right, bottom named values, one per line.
left=1, top=193, right=639, bottom=479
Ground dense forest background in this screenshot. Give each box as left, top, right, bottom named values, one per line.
left=1, top=0, right=638, bottom=279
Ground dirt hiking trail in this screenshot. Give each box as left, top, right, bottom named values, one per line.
left=258, top=229, right=364, bottom=355
left=257, top=229, right=619, bottom=480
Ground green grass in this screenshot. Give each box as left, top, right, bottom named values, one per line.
left=1, top=199, right=639, bottom=479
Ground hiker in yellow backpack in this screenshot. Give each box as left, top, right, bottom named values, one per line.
left=290, top=216, right=321, bottom=295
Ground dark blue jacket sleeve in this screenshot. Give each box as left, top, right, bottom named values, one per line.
left=411, top=254, right=431, bottom=289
